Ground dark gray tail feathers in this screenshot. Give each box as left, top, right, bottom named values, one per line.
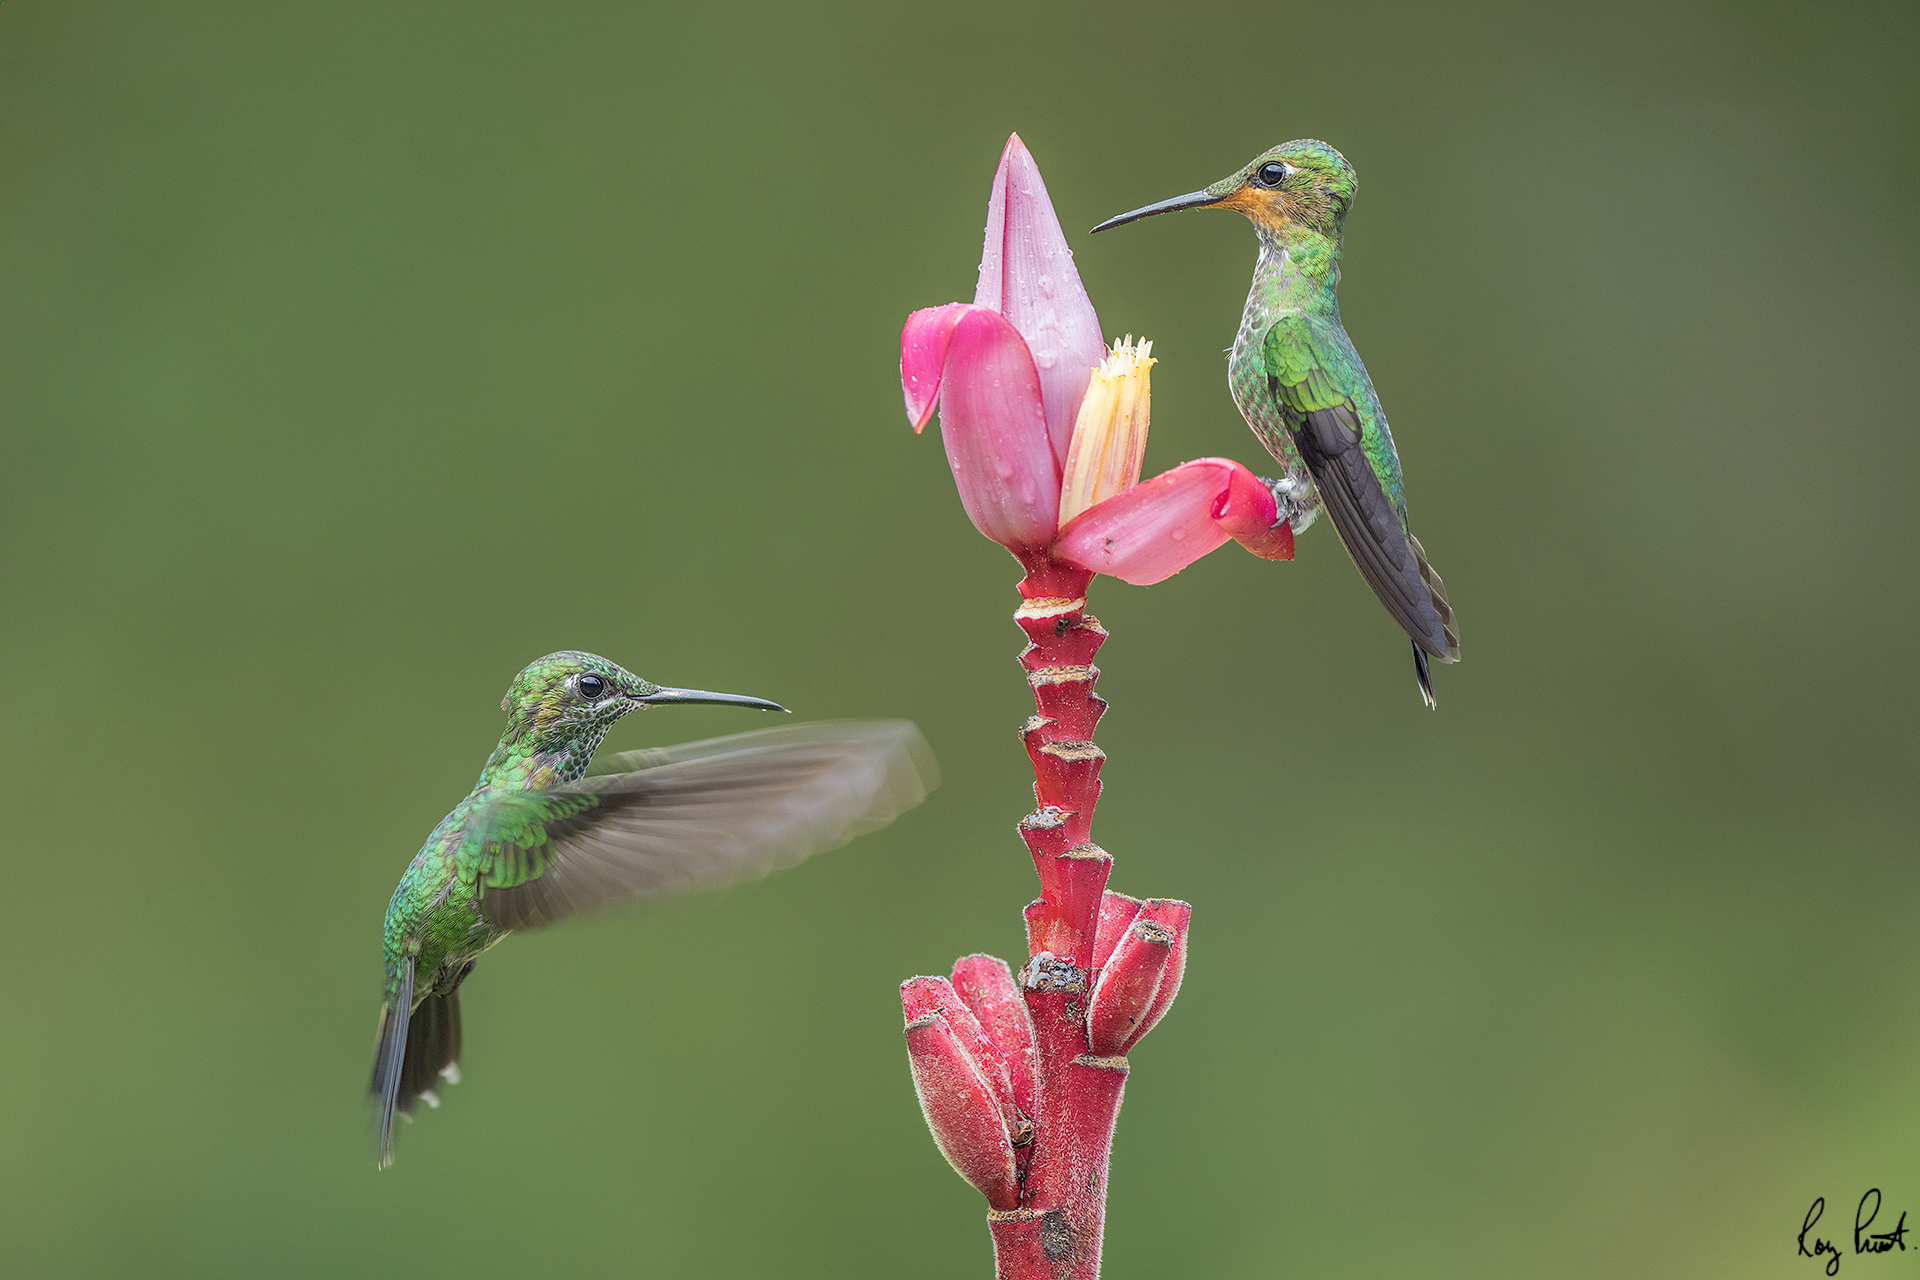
left=371, top=958, right=465, bottom=1168
left=1407, top=535, right=1458, bottom=708
left=1408, top=535, right=1459, bottom=661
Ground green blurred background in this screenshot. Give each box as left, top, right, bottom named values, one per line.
left=3, top=3, right=1916, bottom=1276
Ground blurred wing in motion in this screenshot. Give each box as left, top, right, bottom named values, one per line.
left=471, top=721, right=938, bottom=931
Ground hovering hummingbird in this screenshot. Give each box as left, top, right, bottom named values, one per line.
left=1092, top=139, right=1459, bottom=706
left=371, top=650, right=935, bottom=1167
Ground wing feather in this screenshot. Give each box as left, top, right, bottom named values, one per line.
left=475, top=721, right=937, bottom=932
left=1263, top=319, right=1457, bottom=660
left=1296, top=403, right=1451, bottom=656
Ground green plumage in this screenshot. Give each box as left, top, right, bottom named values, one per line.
left=371, top=651, right=936, bottom=1166
left=1095, top=138, right=1459, bottom=704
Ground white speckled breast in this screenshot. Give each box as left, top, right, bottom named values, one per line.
left=1226, top=238, right=1307, bottom=482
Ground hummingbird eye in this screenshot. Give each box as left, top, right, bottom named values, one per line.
left=576, top=675, right=607, bottom=700
left=1253, top=162, right=1288, bottom=189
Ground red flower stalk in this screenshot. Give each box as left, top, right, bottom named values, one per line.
left=895, top=135, right=1290, bottom=1277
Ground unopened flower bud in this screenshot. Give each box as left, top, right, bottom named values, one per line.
left=1127, top=899, right=1191, bottom=1050
left=902, top=975, right=1026, bottom=1144
left=1091, top=891, right=1144, bottom=972
left=950, top=955, right=1037, bottom=1121
left=1086, top=917, right=1174, bottom=1056
left=903, top=1011, right=1019, bottom=1210
left=1086, top=899, right=1191, bottom=1054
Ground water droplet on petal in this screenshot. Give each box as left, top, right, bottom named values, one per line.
left=1034, top=349, right=1059, bottom=370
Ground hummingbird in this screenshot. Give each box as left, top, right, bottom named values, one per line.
left=371, top=650, right=936, bottom=1167
left=1092, top=139, right=1459, bottom=706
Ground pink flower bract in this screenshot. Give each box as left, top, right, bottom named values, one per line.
left=975, top=135, right=1107, bottom=467
left=1056, top=458, right=1291, bottom=585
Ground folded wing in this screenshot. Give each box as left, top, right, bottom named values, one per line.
left=1263, top=317, right=1457, bottom=661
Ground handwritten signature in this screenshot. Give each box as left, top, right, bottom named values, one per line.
left=1800, top=1190, right=1909, bottom=1274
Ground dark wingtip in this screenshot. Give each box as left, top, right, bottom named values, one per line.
left=1413, top=641, right=1437, bottom=710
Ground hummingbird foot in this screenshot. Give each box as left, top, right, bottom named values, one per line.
left=1258, top=473, right=1321, bottom=535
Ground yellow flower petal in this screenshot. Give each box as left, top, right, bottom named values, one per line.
left=1058, top=337, right=1154, bottom=528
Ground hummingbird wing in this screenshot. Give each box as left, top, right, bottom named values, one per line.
left=1260, top=316, right=1458, bottom=662
left=466, top=721, right=937, bottom=931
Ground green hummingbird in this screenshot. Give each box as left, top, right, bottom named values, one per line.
left=371, top=650, right=935, bottom=1167
left=1092, top=139, right=1459, bottom=706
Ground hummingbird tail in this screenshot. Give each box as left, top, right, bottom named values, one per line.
left=1408, top=535, right=1459, bottom=662
left=370, top=961, right=467, bottom=1168
left=1404, top=535, right=1457, bottom=709
left=370, top=957, right=414, bottom=1169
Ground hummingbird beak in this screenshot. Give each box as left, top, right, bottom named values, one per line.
left=636, top=686, right=790, bottom=713
left=1090, top=189, right=1221, bottom=234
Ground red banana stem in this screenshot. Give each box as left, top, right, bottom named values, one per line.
left=902, top=552, right=1191, bottom=1280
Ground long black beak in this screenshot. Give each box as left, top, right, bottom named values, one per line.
left=1090, top=189, right=1220, bottom=234
left=638, top=686, right=789, bottom=713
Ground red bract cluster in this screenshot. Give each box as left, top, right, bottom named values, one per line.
left=903, top=891, right=1195, bottom=1207
left=902, top=893, right=1192, bottom=1251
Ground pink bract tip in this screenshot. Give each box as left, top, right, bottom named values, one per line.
left=976, top=135, right=1106, bottom=469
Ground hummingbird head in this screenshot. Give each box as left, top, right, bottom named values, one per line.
left=501, top=651, right=787, bottom=749
left=1090, top=139, right=1357, bottom=243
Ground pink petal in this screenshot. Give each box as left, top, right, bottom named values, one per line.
left=1054, top=457, right=1283, bottom=585
left=900, top=302, right=971, bottom=432
left=934, top=306, right=1061, bottom=551
left=1215, top=463, right=1295, bottom=562
left=976, top=134, right=1106, bottom=468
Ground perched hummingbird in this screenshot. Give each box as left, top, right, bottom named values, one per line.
left=1093, top=140, right=1459, bottom=706
left=371, top=650, right=935, bottom=1167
